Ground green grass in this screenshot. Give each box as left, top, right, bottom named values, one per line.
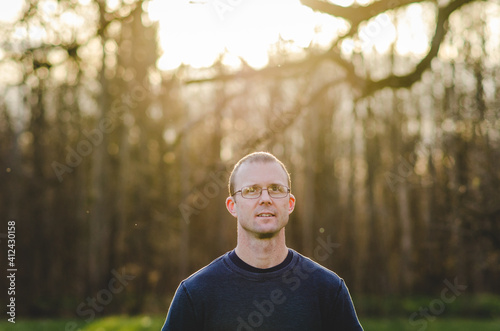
left=80, top=316, right=164, bottom=330
left=361, top=317, right=500, bottom=330
left=354, top=294, right=500, bottom=319
left=0, top=316, right=164, bottom=331
left=0, top=318, right=83, bottom=331
left=0, top=316, right=498, bottom=330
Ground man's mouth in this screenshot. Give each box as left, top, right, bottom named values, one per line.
left=257, top=212, right=275, bottom=217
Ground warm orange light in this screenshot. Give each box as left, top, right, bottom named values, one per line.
left=148, top=0, right=342, bottom=70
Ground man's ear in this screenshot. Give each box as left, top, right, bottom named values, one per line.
left=288, top=194, right=296, bottom=214
left=226, top=196, right=238, bottom=218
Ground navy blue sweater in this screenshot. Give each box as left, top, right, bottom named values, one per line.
left=162, top=249, right=363, bottom=330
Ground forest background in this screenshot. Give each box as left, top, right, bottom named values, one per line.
left=0, top=0, right=499, bottom=325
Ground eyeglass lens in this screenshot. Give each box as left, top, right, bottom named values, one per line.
left=241, top=185, right=288, bottom=198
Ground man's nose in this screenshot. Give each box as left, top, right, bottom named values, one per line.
left=259, top=189, right=273, bottom=204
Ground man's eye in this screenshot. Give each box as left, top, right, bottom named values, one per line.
left=244, top=186, right=258, bottom=193
left=269, top=185, right=280, bottom=192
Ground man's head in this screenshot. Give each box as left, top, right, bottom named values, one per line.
left=226, top=152, right=295, bottom=239
left=228, top=152, right=291, bottom=196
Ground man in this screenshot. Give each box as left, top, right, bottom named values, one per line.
left=162, top=152, right=363, bottom=330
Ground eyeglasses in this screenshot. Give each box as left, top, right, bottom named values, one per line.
left=232, top=184, right=290, bottom=199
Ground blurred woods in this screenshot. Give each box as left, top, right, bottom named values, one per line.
left=0, top=0, right=499, bottom=317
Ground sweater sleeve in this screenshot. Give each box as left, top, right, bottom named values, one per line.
left=330, top=280, right=364, bottom=330
left=161, top=282, right=201, bottom=331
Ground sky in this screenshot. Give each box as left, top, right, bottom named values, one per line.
left=146, top=0, right=347, bottom=70
left=1, top=0, right=484, bottom=72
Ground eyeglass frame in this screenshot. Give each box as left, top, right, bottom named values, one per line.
left=231, top=184, right=291, bottom=199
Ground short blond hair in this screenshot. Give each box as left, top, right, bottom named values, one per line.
left=228, top=152, right=291, bottom=196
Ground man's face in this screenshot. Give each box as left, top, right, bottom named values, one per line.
left=226, top=161, right=295, bottom=239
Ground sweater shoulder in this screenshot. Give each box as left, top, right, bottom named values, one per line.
left=181, top=253, right=229, bottom=287
left=292, top=250, right=344, bottom=285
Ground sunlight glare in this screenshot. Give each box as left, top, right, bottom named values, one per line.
left=148, top=0, right=324, bottom=70
left=329, top=0, right=355, bottom=6
left=106, top=0, right=121, bottom=11
left=0, top=0, right=25, bottom=23
left=358, top=13, right=396, bottom=54
left=395, top=4, right=431, bottom=56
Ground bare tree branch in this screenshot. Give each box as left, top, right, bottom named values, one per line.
left=301, top=0, right=427, bottom=36
left=363, top=0, right=476, bottom=96
left=184, top=0, right=479, bottom=101
left=183, top=53, right=321, bottom=85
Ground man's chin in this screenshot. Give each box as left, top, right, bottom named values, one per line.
left=239, top=221, right=286, bottom=239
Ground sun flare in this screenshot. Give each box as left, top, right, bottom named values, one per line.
left=147, top=0, right=338, bottom=70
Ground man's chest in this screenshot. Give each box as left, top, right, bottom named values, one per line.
left=200, top=283, right=325, bottom=331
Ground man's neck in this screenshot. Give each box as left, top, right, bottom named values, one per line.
left=235, top=228, right=288, bottom=269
